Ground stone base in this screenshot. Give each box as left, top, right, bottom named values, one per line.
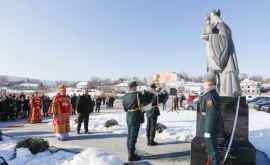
left=191, top=96, right=256, bottom=165
left=191, top=137, right=256, bottom=165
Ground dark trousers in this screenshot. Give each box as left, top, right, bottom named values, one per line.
left=127, top=124, right=140, bottom=155
left=96, top=105, right=101, bottom=112
left=205, top=137, right=218, bottom=165
left=77, top=113, right=90, bottom=132
left=146, top=116, right=158, bottom=142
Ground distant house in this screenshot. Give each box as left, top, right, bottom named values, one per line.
left=240, top=79, right=260, bottom=95
left=76, top=81, right=89, bottom=89
left=18, top=83, right=40, bottom=90
left=152, top=71, right=185, bottom=88
left=115, top=82, right=129, bottom=93
left=183, top=82, right=203, bottom=95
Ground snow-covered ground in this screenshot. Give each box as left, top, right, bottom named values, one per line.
left=0, top=135, right=123, bottom=165
left=62, top=148, right=123, bottom=165
left=249, top=110, right=270, bottom=158
left=70, top=109, right=196, bottom=142
left=0, top=136, right=75, bottom=165
left=1, top=108, right=270, bottom=164
left=70, top=108, right=270, bottom=159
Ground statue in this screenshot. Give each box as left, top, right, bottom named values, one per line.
left=191, top=9, right=256, bottom=165
left=202, top=9, right=241, bottom=97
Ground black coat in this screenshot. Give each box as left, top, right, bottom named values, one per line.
left=77, top=95, right=94, bottom=114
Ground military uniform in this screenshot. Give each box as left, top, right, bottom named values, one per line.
left=122, top=82, right=153, bottom=161
left=146, top=88, right=160, bottom=146
left=200, top=87, right=221, bottom=165
left=146, top=87, right=168, bottom=146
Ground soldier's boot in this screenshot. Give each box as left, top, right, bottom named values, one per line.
left=149, top=136, right=159, bottom=146
left=147, top=136, right=151, bottom=146
left=128, top=153, right=141, bottom=161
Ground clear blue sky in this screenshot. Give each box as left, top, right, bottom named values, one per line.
left=0, top=0, right=269, bottom=81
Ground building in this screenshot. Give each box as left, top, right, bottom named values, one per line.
left=152, top=71, right=184, bottom=88
left=183, top=82, right=203, bottom=95
left=76, top=81, right=89, bottom=89
left=240, top=79, right=260, bottom=95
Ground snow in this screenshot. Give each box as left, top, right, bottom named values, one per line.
left=0, top=136, right=74, bottom=165
left=0, top=136, right=16, bottom=160
left=70, top=110, right=196, bottom=142
left=62, top=148, right=123, bottom=165
left=70, top=108, right=270, bottom=159
left=70, top=109, right=196, bottom=142
left=249, top=110, right=270, bottom=158
left=2, top=107, right=270, bottom=163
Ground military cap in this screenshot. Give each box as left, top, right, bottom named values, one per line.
left=203, top=72, right=216, bottom=84
left=128, top=81, right=138, bottom=88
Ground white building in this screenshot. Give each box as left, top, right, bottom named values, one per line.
left=76, top=81, right=89, bottom=89
left=183, top=82, right=203, bottom=95
left=240, top=79, right=260, bottom=95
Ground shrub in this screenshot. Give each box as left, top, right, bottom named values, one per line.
left=16, top=137, right=49, bottom=154
left=156, top=123, right=167, bottom=133
left=104, top=119, right=119, bottom=128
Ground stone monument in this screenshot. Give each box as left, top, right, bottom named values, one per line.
left=191, top=9, right=256, bottom=165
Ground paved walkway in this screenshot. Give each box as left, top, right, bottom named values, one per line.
left=1, top=114, right=270, bottom=165
left=2, top=117, right=190, bottom=165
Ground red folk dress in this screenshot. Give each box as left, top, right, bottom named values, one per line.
left=51, top=94, right=72, bottom=135
left=29, top=96, right=42, bottom=124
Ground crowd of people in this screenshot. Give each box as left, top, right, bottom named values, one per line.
left=0, top=92, right=51, bottom=122
left=0, top=91, right=116, bottom=122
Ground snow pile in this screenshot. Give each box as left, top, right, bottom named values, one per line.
left=0, top=136, right=74, bottom=165
left=8, top=148, right=74, bottom=165
left=62, top=148, right=123, bottom=165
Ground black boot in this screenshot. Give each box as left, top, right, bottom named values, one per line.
left=128, top=153, right=141, bottom=161
left=147, top=136, right=151, bottom=146
left=150, top=141, right=159, bottom=146
left=77, top=129, right=80, bottom=134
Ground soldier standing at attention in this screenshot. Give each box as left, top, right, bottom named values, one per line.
left=122, top=81, right=143, bottom=161
left=201, top=74, right=221, bottom=165
left=123, top=81, right=154, bottom=162
left=146, top=83, right=160, bottom=146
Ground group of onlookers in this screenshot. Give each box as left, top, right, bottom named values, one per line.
left=0, top=93, right=52, bottom=121
left=161, top=94, right=186, bottom=111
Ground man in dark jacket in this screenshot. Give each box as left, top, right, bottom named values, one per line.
left=71, top=94, right=77, bottom=115
left=76, top=90, right=94, bottom=134
left=42, top=96, right=51, bottom=119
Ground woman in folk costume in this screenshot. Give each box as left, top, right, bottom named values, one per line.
left=50, top=85, right=72, bottom=141
left=29, top=92, right=42, bottom=124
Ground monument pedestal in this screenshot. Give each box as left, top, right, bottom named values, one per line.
left=191, top=96, right=256, bottom=165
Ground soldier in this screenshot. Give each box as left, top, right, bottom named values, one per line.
left=146, top=83, right=161, bottom=146
left=122, top=81, right=153, bottom=161
left=201, top=73, right=221, bottom=165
